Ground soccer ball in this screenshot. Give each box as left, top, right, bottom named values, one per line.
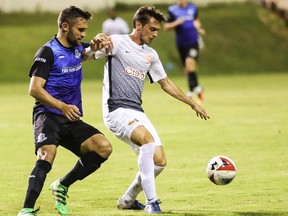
left=206, top=155, right=237, bottom=185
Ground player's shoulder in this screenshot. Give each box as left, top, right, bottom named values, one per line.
left=45, top=36, right=64, bottom=51
left=36, top=40, right=53, bottom=57
left=110, top=34, right=129, bottom=41
left=110, top=34, right=125, bottom=38
left=187, top=3, right=198, bottom=10
left=143, top=44, right=158, bottom=56
left=168, top=4, right=178, bottom=12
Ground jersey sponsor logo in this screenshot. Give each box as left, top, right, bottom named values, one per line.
left=58, top=55, right=65, bottom=59
left=62, top=63, right=82, bottom=73
left=187, top=9, right=195, bottom=17
left=34, top=57, right=46, bottom=63
left=37, top=133, right=47, bottom=143
left=125, top=67, right=145, bottom=80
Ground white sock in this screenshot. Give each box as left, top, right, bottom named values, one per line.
left=121, top=165, right=165, bottom=204
left=186, top=91, right=194, bottom=98
left=138, top=143, right=157, bottom=203
left=121, top=171, right=141, bottom=204
left=194, top=85, right=203, bottom=94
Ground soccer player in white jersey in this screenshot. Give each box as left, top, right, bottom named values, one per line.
left=102, top=8, right=130, bottom=36
left=94, top=5, right=210, bottom=214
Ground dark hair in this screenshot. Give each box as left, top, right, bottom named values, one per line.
left=57, top=5, right=92, bottom=28
left=132, top=5, right=166, bottom=27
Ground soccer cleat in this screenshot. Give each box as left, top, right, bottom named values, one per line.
left=194, top=86, right=204, bottom=103
left=17, top=208, right=39, bottom=216
left=198, top=92, right=204, bottom=103
left=144, top=200, right=163, bottom=214
left=49, top=179, right=69, bottom=215
left=117, top=198, right=145, bottom=210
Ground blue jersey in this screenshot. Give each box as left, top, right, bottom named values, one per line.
left=167, top=3, right=199, bottom=47
left=29, top=36, right=87, bottom=116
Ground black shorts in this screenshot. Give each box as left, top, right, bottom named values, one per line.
left=33, top=112, right=102, bottom=156
left=177, top=43, right=199, bottom=66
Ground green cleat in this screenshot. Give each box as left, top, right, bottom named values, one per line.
left=49, top=179, right=69, bottom=215
left=17, top=208, right=39, bottom=216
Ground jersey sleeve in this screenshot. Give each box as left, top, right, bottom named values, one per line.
left=194, top=7, right=199, bottom=19
left=29, top=46, right=54, bottom=80
left=147, top=51, right=167, bottom=83
left=166, top=5, right=177, bottom=23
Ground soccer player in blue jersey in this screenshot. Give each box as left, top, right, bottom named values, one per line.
left=164, top=0, right=206, bottom=103
left=17, top=6, right=113, bottom=216
left=94, top=5, right=209, bottom=214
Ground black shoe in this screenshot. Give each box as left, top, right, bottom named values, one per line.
left=117, top=198, right=145, bottom=210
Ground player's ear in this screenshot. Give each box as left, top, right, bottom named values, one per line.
left=61, top=22, right=69, bottom=32
left=135, top=21, right=141, bottom=31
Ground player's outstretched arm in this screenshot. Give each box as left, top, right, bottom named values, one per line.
left=158, top=77, right=210, bottom=120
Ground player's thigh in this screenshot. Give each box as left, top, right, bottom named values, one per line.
left=61, top=120, right=110, bottom=157
left=130, top=125, right=154, bottom=145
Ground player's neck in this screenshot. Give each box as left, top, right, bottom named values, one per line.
left=56, top=33, right=72, bottom=48
left=179, top=2, right=188, bottom=8
left=129, top=32, right=143, bottom=46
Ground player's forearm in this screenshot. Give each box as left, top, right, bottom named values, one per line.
left=164, top=18, right=184, bottom=30
left=160, top=78, right=197, bottom=109
left=30, top=86, right=65, bottom=111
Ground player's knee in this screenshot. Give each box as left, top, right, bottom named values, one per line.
left=155, top=158, right=167, bottom=167
left=83, top=135, right=113, bottom=158
left=154, top=155, right=167, bottom=167
left=101, top=140, right=113, bottom=157
left=36, top=145, right=57, bottom=164
left=95, top=138, right=113, bottom=158
left=153, top=146, right=167, bottom=167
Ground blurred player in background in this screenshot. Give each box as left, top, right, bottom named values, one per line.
left=164, top=0, right=206, bottom=103
left=17, top=6, right=113, bottom=216
left=102, top=8, right=130, bottom=35
left=94, top=5, right=209, bottom=214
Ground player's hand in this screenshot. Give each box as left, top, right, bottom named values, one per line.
left=192, top=104, right=210, bottom=120
left=90, top=33, right=113, bottom=53
left=60, top=103, right=81, bottom=121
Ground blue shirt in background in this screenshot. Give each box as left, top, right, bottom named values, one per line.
left=167, top=3, right=199, bottom=47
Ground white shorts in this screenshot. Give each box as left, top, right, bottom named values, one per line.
left=103, top=108, right=162, bottom=154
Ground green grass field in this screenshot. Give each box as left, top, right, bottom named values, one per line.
left=1, top=73, right=287, bottom=215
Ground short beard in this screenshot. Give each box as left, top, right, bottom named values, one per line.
left=67, top=31, right=80, bottom=46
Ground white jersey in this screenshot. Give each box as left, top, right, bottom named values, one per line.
left=102, top=17, right=130, bottom=35
left=98, top=34, right=167, bottom=116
